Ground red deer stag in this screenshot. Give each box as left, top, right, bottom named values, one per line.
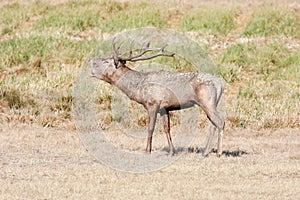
left=89, top=39, right=225, bottom=157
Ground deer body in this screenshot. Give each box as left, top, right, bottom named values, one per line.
left=89, top=41, right=225, bottom=156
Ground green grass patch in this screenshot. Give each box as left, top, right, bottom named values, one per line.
left=0, top=0, right=299, bottom=129
left=219, top=42, right=300, bottom=81
left=102, top=2, right=167, bottom=33
left=179, top=8, right=237, bottom=36
left=0, top=36, right=54, bottom=69
left=243, top=7, right=300, bottom=39
left=232, top=79, right=300, bottom=129
left=0, top=1, right=50, bottom=35
left=219, top=41, right=299, bottom=129
left=34, top=0, right=167, bottom=33
left=34, top=0, right=102, bottom=31
left=0, top=35, right=98, bottom=70
left=219, top=43, right=256, bottom=69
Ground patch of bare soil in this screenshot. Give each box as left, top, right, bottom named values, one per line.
left=1, top=123, right=299, bottom=199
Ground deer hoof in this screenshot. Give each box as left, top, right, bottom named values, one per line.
left=202, top=153, right=209, bottom=158
left=200, top=153, right=209, bottom=159
left=145, top=149, right=151, bottom=154
left=202, top=151, right=210, bottom=157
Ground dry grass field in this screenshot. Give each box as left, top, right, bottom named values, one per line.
left=1, top=124, right=300, bottom=199
left=0, top=0, right=299, bottom=199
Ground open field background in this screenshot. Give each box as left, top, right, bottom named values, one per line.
left=1, top=124, right=300, bottom=199
left=0, top=0, right=299, bottom=199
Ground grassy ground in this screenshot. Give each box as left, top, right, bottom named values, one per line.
left=1, top=124, right=299, bottom=199
left=0, top=0, right=299, bottom=130
left=0, top=0, right=300, bottom=199
left=0, top=0, right=299, bottom=129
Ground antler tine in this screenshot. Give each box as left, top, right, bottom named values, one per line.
left=130, top=44, right=174, bottom=61
left=139, top=41, right=147, bottom=53
left=160, top=44, right=167, bottom=52
left=130, top=51, right=175, bottom=62
left=146, top=41, right=150, bottom=48
left=117, top=42, right=123, bottom=52
left=112, top=38, right=126, bottom=59
left=112, top=39, right=175, bottom=62
left=112, top=38, right=119, bottom=59
left=112, top=38, right=124, bottom=54
left=129, top=40, right=134, bottom=57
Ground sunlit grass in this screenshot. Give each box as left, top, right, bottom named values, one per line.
left=219, top=42, right=300, bottom=81
left=0, top=0, right=299, bottom=129
left=179, top=8, right=237, bottom=36
left=218, top=41, right=300, bottom=129
left=0, top=35, right=98, bottom=69
left=101, top=2, right=167, bottom=33
left=243, top=6, right=300, bottom=39
left=0, top=1, right=50, bottom=35
left=34, top=1, right=101, bottom=31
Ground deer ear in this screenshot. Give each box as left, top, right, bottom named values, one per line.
left=114, top=60, right=119, bottom=68
left=87, top=58, right=94, bottom=66
left=114, top=60, right=125, bottom=69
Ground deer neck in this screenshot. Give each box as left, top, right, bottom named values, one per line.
left=111, top=66, right=143, bottom=102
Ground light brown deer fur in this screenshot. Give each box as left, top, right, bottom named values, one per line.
left=89, top=41, right=225, bottom=156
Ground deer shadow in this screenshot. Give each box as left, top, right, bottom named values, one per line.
left=163, top=147, right=249, bottom=157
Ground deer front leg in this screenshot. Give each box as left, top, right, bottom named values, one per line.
left=146, top=105, right=159, bottom=153
left=163, top=111, right=175, bottom=155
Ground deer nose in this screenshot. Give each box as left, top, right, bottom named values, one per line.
left=90, top=74, right=96, bottom=78
left=90, top=70, right=96, bottom=77
left=87, top=59, right=96, bottom=68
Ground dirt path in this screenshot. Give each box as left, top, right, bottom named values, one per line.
left=1, top=124, right=299, bottom=199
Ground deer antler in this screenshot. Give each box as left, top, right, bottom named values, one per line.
left=112, top=38, right=175, bottom=65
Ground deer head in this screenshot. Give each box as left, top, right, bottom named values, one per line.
left=89, top=39, right=174, bottom=83
left=89, top=57, right=116, bottom=81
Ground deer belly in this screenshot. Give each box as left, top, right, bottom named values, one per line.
left=160, top=99, right=195, bottom=111
left=159, top=88, right=196, bottom=110
left=140, top=83, right=196, bottom=109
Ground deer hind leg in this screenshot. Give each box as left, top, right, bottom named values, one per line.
left=203, top=107, right=224, bottom=157
left=203, top=123, right=216, bottom=156
left=146, top=105, right=159, bottom=153
left=162, top=110, right=175, bottom=155
left=196, top=84, right=225, bottom=157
